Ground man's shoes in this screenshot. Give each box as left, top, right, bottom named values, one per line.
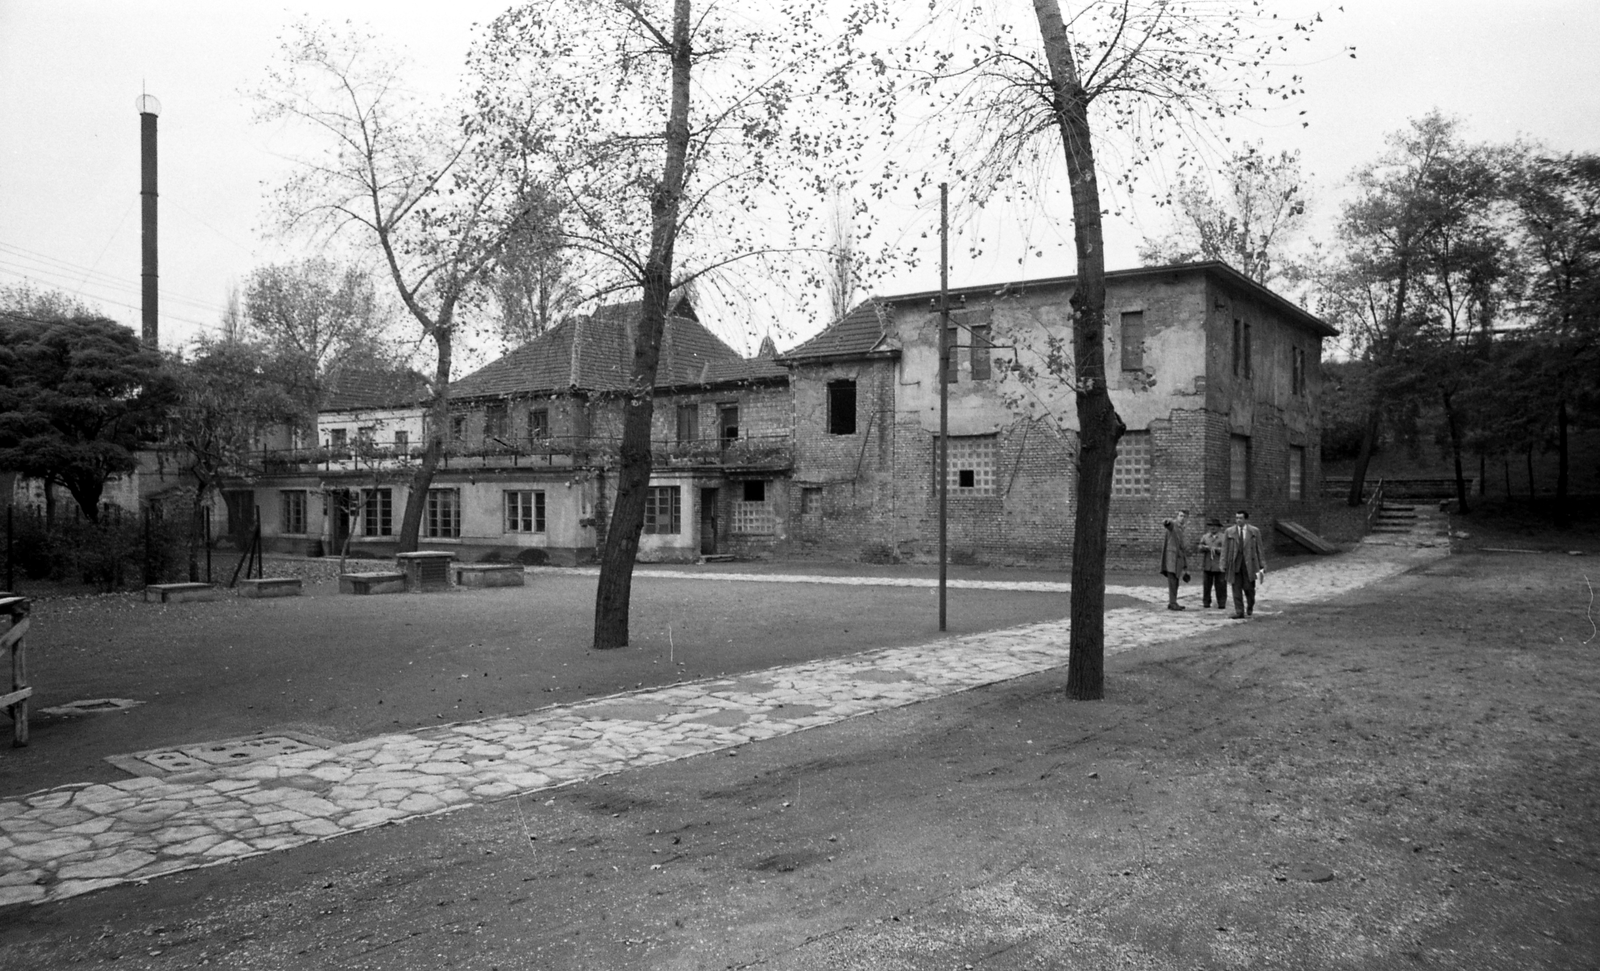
left=1246, top=608, right=1253, bottom=616
left=1231, top=612, right=1245, bottom=619
left=1168, top=603, right=1186, bottom=611
left=1202, top=602, right=1212, bottom=608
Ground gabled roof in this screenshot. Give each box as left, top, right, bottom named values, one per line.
left=321, top=367, right=432, bottom=411
left=450, top=297, right=783, bottom=400
left=778, top=261, right=1335, bottom=365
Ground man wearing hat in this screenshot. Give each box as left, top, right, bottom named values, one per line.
left=1197, top=516, right=1228, bottom=609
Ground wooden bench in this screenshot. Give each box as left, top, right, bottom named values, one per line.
left=339, top=572, right=408, bottom=595
left=1, top=596, right=31, bottom=747
left=238, top=577, right=303, bottom=599
left=145, top=582, right=223, bottom=604
left=453, top=563, right=526, bottom=588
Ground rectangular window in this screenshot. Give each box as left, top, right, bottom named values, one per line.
left=1289, top=446, right=1305, bottom=501
left=1244, top=322, right=1253, bottom=379
left=1120, top=311, right=1145, bottom=372
left=1230, top=435, right=1251, bottom=500
left=329, top=428, right=347, bottom=448
left=939, top=436, right=997, bottom=495
left=504, top=490, right=546, bottom=533
left=1112, top=431, right=1152, bottom=497
left=1232, top=318, right=1242, bottom=377
left=280, top=490, right=307, bottom=535
left=357, top=426, right=376, bottom=446
left=943, top=323, right=960, bottom=384
left=528, top=407, right=549, bottom=441
left=1292, top=347, right=1308, bottom=397
left=827, top=380, right=857, bottom=435
left=394, top=430, right=409, bottom=451
left=676, top=403, right=698, bottom=442
left=425, top=489, right=460, bottom=538
left=485, top=403, right=508, bottom=440
left=362, top=488, right=393, bottom=536
left=800, top=486, right=822, bottom=517
left=644, top=486, right=681, bottom=534
left=733, top=480, right=775, bottom=534
left=969, top=323, right=992, bottom=381
left=719, top=405, right=739, bottom=443
left=450, top=414, right=467, bottom=442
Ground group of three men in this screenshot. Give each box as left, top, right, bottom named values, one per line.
left=1158, top=509, right=1266, bottom=619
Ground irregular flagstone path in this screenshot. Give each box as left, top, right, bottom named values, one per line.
left=0, top=542, right=1445, bottom=907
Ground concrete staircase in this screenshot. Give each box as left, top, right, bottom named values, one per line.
left=1364, top=501, right=1450, bottom=548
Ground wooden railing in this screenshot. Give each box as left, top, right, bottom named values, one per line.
left=252, top=433, right=794, bottom=474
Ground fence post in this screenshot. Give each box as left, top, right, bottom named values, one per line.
left=5, top=505, right=13, bottom=592
left=205, top=506, right=213, bottom=584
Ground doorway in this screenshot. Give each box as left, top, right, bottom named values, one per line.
left=699, top=487, right=719, bottom=555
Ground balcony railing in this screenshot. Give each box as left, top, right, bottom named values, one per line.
left=252, top=433, right=793, bottom=474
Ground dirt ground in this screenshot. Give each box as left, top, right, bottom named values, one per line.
left=2, top=544, right=1597, bottom=969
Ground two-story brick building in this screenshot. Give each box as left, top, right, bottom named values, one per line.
left=777, top=261, right=1335, bottom=568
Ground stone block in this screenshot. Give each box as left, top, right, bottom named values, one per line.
left=237, top=577, right=303, bottom=598
left=144, top=583, right=222, bottom=604
left=338, top=572, right=407, bottom=595
left=453, top=564, right=525, bottom=588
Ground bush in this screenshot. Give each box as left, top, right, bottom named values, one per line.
left=2, top=507, right=196, bottom=591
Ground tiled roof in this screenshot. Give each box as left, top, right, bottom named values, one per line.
left=778, top=299, right=892, bottom=363
left=450, top=298, right=782, bottom=401
left=321, top=368, right=432, bottom=411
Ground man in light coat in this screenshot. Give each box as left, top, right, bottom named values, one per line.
left=1158, top=509, right=1189, bottom=610
left=1222, top=509, right=1266, bottom=619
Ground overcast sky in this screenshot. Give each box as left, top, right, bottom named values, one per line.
left=3, top=0, right=1598, bottom=361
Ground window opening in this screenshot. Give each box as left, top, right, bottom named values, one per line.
left=505, top=490, right=546, bottom=533
left=644, top=486, right=681, bottom=534
left=827, top=380, right=857, bottom=435
left=425, top=489, right=460, bottom=538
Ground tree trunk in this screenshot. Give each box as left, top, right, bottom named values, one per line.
left=1346, top=405, right=1381, bottom=507
left=397, top=326, right=454, bottom=552
left=1032, top=0, right=1125, bottom=701
left=1555, top=398, right=1569, bottom=527
left=1442, top=390, right=1469, bottom=514
left=592, top=0, right=693, bottom=650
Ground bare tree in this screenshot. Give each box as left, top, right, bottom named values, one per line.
left=254, top=20, right=547, bottom=552
left=897, top=0, right=1337, bottom=698
left=1138, top=141, right=1310, bottom=286
left=472, top=0, right=893, bottom=649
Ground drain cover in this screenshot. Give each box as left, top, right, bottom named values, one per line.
left=41, top=698, right=144, bottom=716
left=107, top=731, right=335, bottom=778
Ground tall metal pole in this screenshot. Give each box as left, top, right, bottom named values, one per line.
left=938, top=184, right=950, bottom=632
left=136, top=94, right=161, bottom=349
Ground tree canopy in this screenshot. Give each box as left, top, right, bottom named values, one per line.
left=0, top=310, right=177, bottom=522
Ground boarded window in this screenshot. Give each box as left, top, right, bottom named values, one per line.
left=1120, top=311, right=1145, bottom=372
left=800, top=486, right=822, bottom=517
left=1289, top=446, right=1305, bottom=500
left=1112, top=431, right=1152, bottom=497
left=827, top=380, right=857, bottom=434
left=969, top=324, right=992, bottom=381
left=425, top=489, right=460, bottom=538
left=1230, top=435, right=1251, bottom=500
left=676, top=403, right=698, bottom=442
left=505, top=490, right=546, bottom=533
left=280, top=490, right=307, bottom=535
left=644, top=486, right=681, bottom=534
left=939, top=436, right=997, bottom=495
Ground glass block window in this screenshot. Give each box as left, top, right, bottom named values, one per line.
left=1112, top=432, right=1152, bottom=497
left=362, top=488, right=393, bottom=536
left=940, top=436, right=997, bottom=495
left=800, top=486, right=822, bottom=517
left=425, top=489, right=460, bottom=538
left=505, top=490, right=545, bottom=533
left=644, top=486, right=681, bottom=534
left=1230, top=435, right=1251, bottom=500
left=1289, top=446, right=1305, bottom=501
left=280, top=490, right=307, bottom=535
left=733, top=480, right=775, bottom=534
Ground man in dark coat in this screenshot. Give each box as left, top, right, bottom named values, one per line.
left=1198, top=516, right=1228, bottom=609
left=1158, top=509, right=1189, bottom=610
left=1222, top=509, right=1267, bottom=619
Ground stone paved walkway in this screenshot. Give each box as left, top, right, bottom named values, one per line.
left=0, top=540, right=1446, bottom=908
